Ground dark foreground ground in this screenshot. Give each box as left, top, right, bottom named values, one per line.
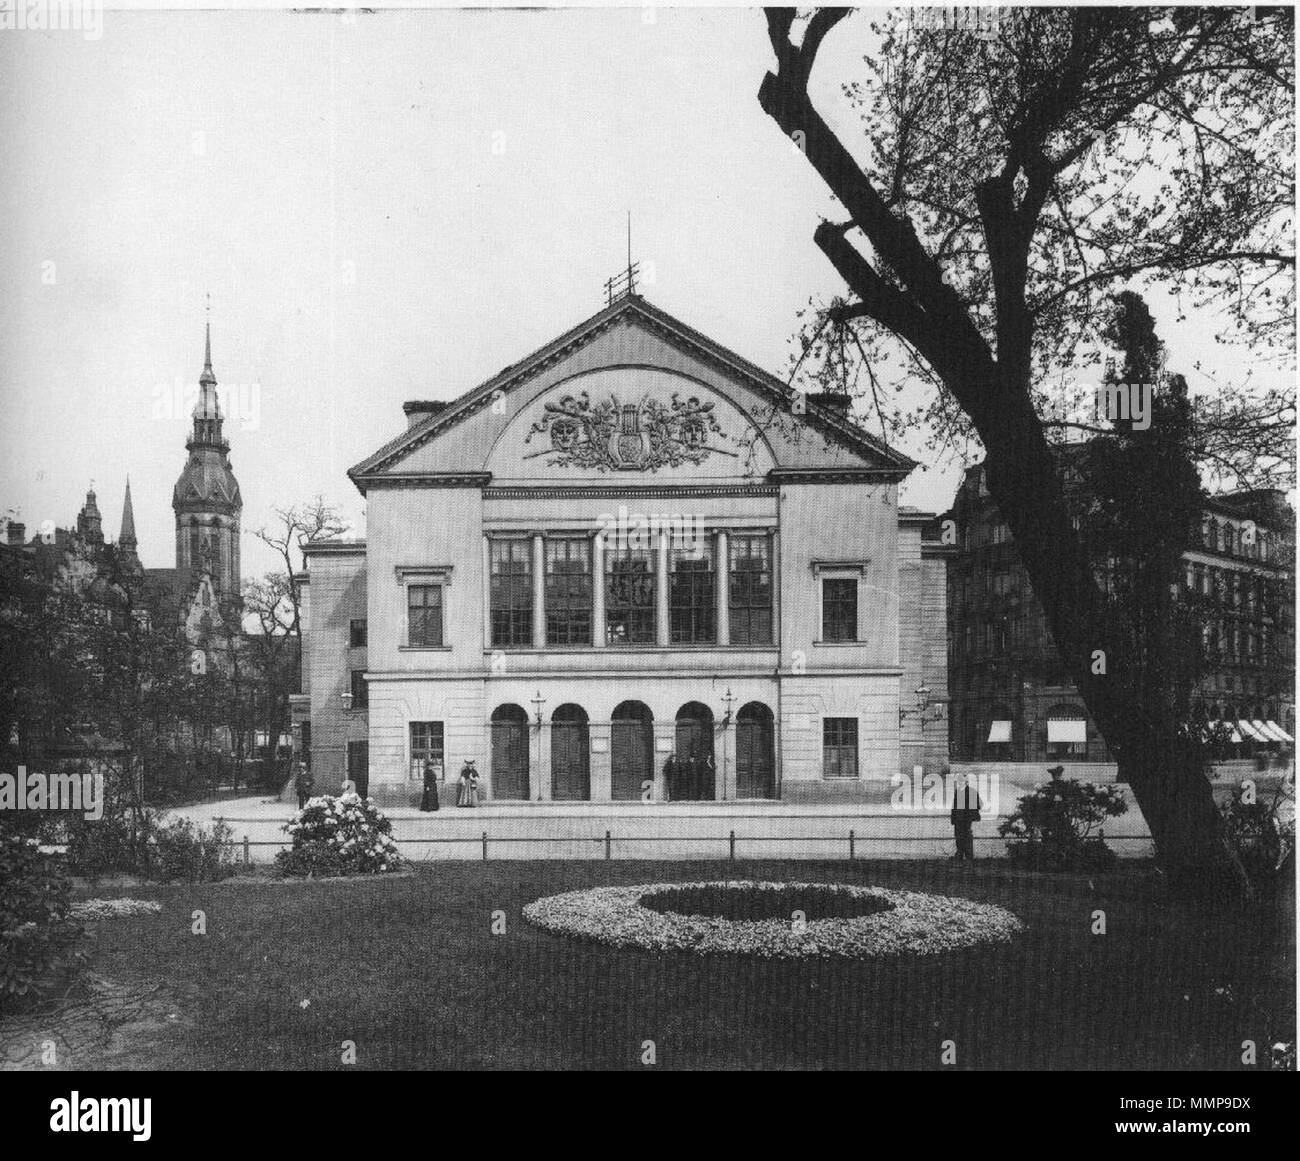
left=2, top=860, right=1293, bottom=1070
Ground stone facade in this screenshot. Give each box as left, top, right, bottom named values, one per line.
left=301, top=293, right=948, bottom=806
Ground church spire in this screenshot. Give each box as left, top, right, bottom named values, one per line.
left=120, top=478, right=137, bottom=546
left=200, top=316, right=216, bottom=388
left=190, top=303, right=226, bottom=446
left=118, top=478, right=141, bottom=574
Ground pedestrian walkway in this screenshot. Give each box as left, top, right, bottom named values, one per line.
left=167, top=787, right=1157, bottom=863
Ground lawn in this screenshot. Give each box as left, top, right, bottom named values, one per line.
left=18, top=860, right=1296, bottom=1070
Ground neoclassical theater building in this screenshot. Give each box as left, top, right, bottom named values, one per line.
left=298, top=291, right=949, bottom=806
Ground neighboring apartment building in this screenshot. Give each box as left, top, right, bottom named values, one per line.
left=298, top=289, right=951, bottom=805
left=945, top=460, right=1295, bottom=763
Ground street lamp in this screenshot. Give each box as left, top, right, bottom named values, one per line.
left=720, top=686, right=736, bottom=729
left=340, top=690, right=354, bottom=713
left=531, top=689, right=547, bottom=725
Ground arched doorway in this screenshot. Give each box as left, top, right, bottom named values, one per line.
left=490, top=704, right=530, bottom=800
left=735, top=702, right=775, bottom=799
left=610, top=701, right=653, bottom=801
left=674, top=702, right=716, bottom=800
left=551, top=703, right=590, bottom=801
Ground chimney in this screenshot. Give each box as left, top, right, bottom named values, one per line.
left=7, top=521, right=25, bottom=546
left=809, top=391, right=852, bottom=417
left=403, top=400, right=450, bottom=429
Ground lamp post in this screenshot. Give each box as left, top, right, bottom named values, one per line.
left=531, top=689, right=546, bottom=726
left=340, top=690, right=353, bottom=713
left=719, top=687, right=735, bottom=802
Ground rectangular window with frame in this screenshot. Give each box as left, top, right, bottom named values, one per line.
left=409, top=721, right=445, bottom=781
left=349, top=619, right=367, bottom=647
left=605, top=544, right=656, bottom=645
left=821, top=577, right=858, bottom=642
left=407, top=584, right=444, bottom=648
left=545, top=537, right=592, bottom=645
left=822, top=717, right=858, bottom=779
left=489, top=538, right=533, bottom=647
left=729, top=535, right=772, bottom=645
left=349, top=669, right=368, bottom=709
left=670, top=537, right=714, bottom=644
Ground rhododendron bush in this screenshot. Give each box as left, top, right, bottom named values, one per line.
left=276, top=793, right=402, bottom=877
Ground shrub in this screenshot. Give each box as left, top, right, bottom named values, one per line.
left=0, top=822, right=83, bottom=1006
left=1221, top=777, right=1295, bottom=892
left=66, top=808, right=236, bottom=882
left=276, top=793, right=402, bottom=877
left=147, top=817, right=237, bottom=882
left=999, top=775, right=1128, bottom=871
left=66, top=808, right=154, bottom=879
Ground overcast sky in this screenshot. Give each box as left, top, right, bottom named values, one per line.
left=0, top=6, right=1285, bottom=580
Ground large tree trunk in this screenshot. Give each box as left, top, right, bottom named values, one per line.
left=757, top=7, right=1254, bottom=899
left=978, top=386, right=1250, bottom=899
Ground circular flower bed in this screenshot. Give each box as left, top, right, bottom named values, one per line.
left=523, top=881, right=1024, bottom=959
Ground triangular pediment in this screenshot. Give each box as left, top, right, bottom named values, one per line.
left=349, top=295, right=916, bottom=492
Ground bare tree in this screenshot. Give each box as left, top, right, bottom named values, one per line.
left=253, top=497, right=347, bottom=640
left=758, top=6, right=1294, bottom=896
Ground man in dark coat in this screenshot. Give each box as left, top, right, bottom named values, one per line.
left=294, top=761, right=313, bottom=810
left=663, top=753, right=678, bottom=801
left=420, top=758, right=440, bottom=811
left=950, top=772, right=982, bottom=861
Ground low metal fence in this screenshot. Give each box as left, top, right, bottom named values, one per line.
left=210, top=825, right=1153, bottom=865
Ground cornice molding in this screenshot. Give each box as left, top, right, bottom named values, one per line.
left=354, top=472, right=491, bottom=494
left=484, top=483, right=778, bottom=500
left=768, top=467, right=909, bottom=484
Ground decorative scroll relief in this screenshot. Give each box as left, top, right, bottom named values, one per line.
left=524, top=391, right=731, bottom=472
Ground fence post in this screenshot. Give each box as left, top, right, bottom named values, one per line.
left=849, top=829, right=855, bottom=861
left=482, top=831, right=488, bottom=861
left=729, top=830, right=736, bottom=862
left=605, top=830, right=611, bottom=860
left=242, top=835, right=250, bottom=866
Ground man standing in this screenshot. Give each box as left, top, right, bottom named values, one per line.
left=950, top=772, right=982, bottom=861
left=663, top=752, right=678, bottom=801
left=294, top=761, right=313, bottom=811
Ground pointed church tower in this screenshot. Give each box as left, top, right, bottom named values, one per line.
left=172, top=317, right=242, bottom=599
left=118, top=478, right=142, bottom=575
left=76, top=485, right=103, bottom=546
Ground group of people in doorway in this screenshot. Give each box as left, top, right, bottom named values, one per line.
left=662, top=750, right=716, bottom=801
left=420, top=759, right=481, bottom=811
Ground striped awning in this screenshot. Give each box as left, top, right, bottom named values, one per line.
left=987, top=720, right=1012, bottom=744
left=1209, top=721, right=1243, bottom=744
left=1262, top=720, right=1294, bottom=743
left=1238, top=720, right=1270, bottom=743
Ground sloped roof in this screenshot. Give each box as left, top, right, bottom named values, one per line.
left=348, top=293, right=917, bottom=488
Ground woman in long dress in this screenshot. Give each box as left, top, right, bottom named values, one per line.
left=456, top=762, right=473, bottom=807
left=420, top=759, right=440, bottom=812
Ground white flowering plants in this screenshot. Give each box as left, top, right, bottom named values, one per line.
left=276, top=792, right=403, bottom=877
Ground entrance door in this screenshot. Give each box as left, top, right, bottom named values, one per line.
left=610, top=701, right=653, bottom=801
left=674, top=702, right=716, bottom=800
left=490, top=704, right=530, bottom=800
left=550, top=704, right=590, bottom=801
left=347, top=740, right=369, bottom=799
left=735, top=702, right=775, bottom=799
